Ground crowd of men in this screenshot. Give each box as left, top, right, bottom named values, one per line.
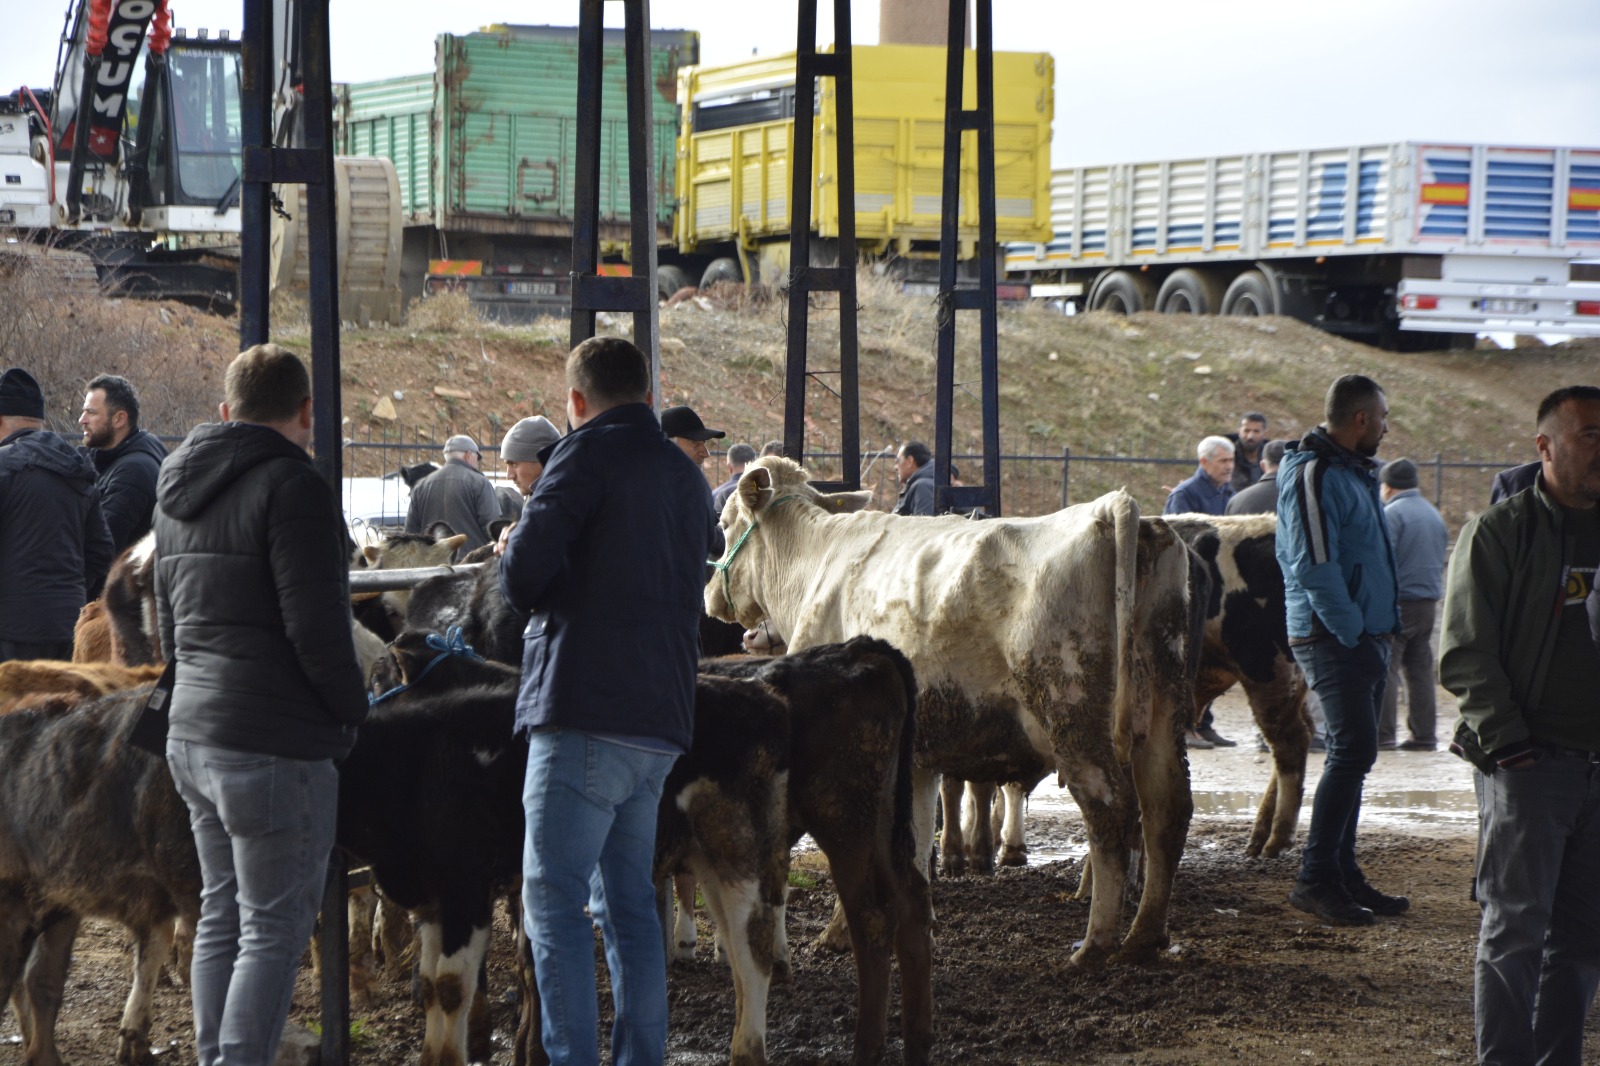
left=1, top=349, right=1594, bottom=1066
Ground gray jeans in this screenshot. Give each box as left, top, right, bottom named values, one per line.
left=1379, top=598, right=1438, bottom=745
left=166, top=739, right=338, bottom=1066
left=1475, top=750, right=1600, bottom=1065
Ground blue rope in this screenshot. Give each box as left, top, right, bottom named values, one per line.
left=368, top=626, right=482, bottom=706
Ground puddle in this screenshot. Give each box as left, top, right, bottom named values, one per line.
left=1025, top=840, right=1089, bottom=867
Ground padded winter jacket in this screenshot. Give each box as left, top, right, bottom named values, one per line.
left=499, top=403, right=720, bottom=751
left=154, top=421, right=367, bottom=760
left=0, top=429, right=113, bottom=642
left=1275, top=427, right=1400, bottom=647
left=91, top=428, right=168, bottom=554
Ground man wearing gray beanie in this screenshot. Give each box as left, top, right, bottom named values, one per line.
left=500, top=416, right=562, bottom=497
left=1378, top=457, right=1448, bottom=751
left=0, top=367, right=114, bottom=662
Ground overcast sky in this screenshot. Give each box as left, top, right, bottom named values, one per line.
left=6, top=0, right=1597, bottom=167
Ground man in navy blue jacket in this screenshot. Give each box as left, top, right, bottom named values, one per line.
left=1277, top=374, right=1404, bottom=928
left=500, top=336, right=719, bottom=1066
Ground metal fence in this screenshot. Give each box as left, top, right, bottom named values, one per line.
left=158, top=425, right=1523, bottom=539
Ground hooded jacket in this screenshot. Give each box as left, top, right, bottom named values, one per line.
left=91, top=428, right=168, bottom=554
left=1275, top=426, right=1400, bottom=647
left=499, top=403, right=720, bottom=750
left=894, top=462, right=935, bottom=516
left=0, top=428, right=114, bottom=642
left=154, top=421, right=366, bottom=760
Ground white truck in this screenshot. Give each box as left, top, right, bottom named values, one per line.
left=1005, top=141, right=1600, bottom=345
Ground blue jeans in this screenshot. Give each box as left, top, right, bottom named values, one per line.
left=166, top=740, right=338, bottom=1066
left=1475, top=751, right=1600, bottom=1065
left=522, top=730, right=676, bottom=1066
left=1291, top=634, right=1389, bottom=885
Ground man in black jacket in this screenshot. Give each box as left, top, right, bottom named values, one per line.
left=501, top=337, right=719, bottom=1066
left=0, top=367, right=113, bottom=663
left=155, top=344, right=367, bottom=1066
left=79, top=373, right=168, bottom=553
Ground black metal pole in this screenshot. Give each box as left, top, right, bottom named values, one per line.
left=833, top=0, right=860, bottom=490
left=302, top=0, right=342, bottom=486
left=782, top=0, right=820, bottom=463
left=568, top=0, right=604, bottom=349
left=238, top=0, right=272, bottom=348
left=973, top=0, right=1000, bottom=515
left=931, top=0, right=964, bottom=514
left=623, top=0, right=660, bottom=391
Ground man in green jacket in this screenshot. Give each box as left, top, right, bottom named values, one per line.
left=1440, top=384, right=1600, bottom=1066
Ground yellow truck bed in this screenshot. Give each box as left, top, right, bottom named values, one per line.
left=674, top=44, right=1053, bottom=257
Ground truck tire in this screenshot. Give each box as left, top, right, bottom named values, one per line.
left=657, top=264, right=691, bottom=300
left=1220, top=270, right=1277, bottom=316
left=1155, top=268, right=1224, bottom=314
left=699, top=257, right=742, bottom=289
left=1088, top=269, right=1155, bottom=314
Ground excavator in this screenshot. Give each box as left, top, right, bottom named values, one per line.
left=0, top=0, right=401, bottom=322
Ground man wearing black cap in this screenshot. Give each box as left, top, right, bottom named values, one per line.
left=405, top=432, right=500, bottom=554
left=0, top=367, right=114, bottom=662
left=1378, top=457, right=1448, bottom=751
left=660, top=405, right=725, bottom=469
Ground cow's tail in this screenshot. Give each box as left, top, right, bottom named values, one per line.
left=1107, top=489, right=1140, bottom=765
left=877, top=640, right=921, bottom=878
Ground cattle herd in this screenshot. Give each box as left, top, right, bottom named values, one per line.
left=0, top=455, right=1321, bottom=1066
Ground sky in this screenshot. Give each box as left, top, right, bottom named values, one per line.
left=5, top=0, right=1598, bottom=167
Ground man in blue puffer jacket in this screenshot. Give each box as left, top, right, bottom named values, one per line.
left=1276, top=374, right=1403, bottom=927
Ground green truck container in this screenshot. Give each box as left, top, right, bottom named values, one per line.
left=336, top=24, right=699, bottom=319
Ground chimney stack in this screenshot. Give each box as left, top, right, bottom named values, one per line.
left=879, top=0, right=971, bottom=48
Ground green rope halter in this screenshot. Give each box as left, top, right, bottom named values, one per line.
left=709, top=494, right=807, bottom=606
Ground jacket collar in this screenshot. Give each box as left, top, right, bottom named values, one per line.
left=1295, top=425, right=1379, bottom=473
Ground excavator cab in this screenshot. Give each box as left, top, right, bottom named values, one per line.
left=129, top=36, right=243, bottom=221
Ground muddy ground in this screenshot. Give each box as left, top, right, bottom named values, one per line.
left=8, top=695, right=1597, bottom=1065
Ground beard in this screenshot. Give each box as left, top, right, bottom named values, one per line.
left=82, top=425, right=115, bottom=449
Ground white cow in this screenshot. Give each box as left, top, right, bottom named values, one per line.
left=706, top=457, right=1195, bottom=966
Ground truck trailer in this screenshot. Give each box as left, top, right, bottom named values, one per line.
left=336, top=24, right=699, bottom=321
left=1005, top=142, right=1600, bottom=344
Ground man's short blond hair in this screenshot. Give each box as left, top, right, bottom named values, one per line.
left=566, top=337, right=649, bottom=408
left=225, top=344, right=310, bottom=424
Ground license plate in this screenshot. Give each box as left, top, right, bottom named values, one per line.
left=506, top=280, right=557, bottom=297
left=1478, top=297, right=1531, bottom=314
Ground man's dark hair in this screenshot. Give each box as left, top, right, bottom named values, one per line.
left=87, top=374, right=140, bottom=431
left=225, top=344, right=310, bottom=424
left=567, top=337, right=649, bottom=407
left=899, top=441, right=932, bottom=468
left=1241, top=411, right=1267, bottom=427
left=1325, top=375, right=1385, bottom=428
left=1537, top=386, right=1600, bottom=430
left=728, top=443, right=757, bottom=467
left=761, top=440, right=784, bottom=457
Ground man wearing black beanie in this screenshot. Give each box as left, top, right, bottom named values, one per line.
left=0, top=367, right=114, bottom=662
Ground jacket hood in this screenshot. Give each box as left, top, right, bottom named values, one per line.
left=93, top=427, right=169, bottom=474
left=157, top=422, right=310, bottom=520
left=0, top=428, right=98, bottom=492
left=1284, top=426, right=1379, bottom=473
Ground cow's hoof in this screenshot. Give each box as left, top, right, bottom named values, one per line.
left=939, top=853, right=966, bottom=878
left=1066, top=940, right=1111, bottom=971
left=968, top=850, right=996, bottom=876
left=1115, top=933, right=1167, bottom=965
left=1257, top=838, right=1292, bottom=859
left=117, top=1029, right=153, bottom=1066
left=672, top=942, right=696, bottom=964
left=998, top=844, right=1028, bottom=867
left=814, top=924, right=853, bottom=954
left=771, top=957, right=792, bottom=985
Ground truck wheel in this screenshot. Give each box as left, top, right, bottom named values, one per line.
left=1088, top=270, right=1154, bottom=314
left=1155, top=268, right=1223, bottom=314
left=699, top=257, right=742, bottom=289
left=1221, top=270, right=1277, bottom=316
left=657, top=265, right=691, bottom=300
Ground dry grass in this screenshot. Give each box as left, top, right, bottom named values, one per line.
left=403, top=289, right=480, bottom=333
left=0, top=246, right=223, bottom=434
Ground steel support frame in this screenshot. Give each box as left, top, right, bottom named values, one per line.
left=569, top=0, right=660, bottom=397
left=933, top=0, right=1002, bottom=516
left=240, top=0, right=349, bottom=1061
left=782, top=0, right=860, bottom=491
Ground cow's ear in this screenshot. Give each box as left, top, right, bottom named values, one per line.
left=439, top=534, right=468, bottom=554
left=362, top=545, right=382, bottom=565
left=738, top=465, right=776, bottom=513
left=816, top=490, right=873, bottom=514
left=426, top=521, right=458, bottom=542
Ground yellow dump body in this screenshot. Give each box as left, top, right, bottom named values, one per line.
left=674, top=44, right=1053, bottom=258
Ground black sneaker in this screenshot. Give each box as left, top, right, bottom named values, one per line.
left=1288, top=881, right=1376, bottom=926
left=1398, top=739, right=1437, bottom=752
left=1197, top=725, right=1238, bottom=747
left=1347, top=879, right=1410, bottom=916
